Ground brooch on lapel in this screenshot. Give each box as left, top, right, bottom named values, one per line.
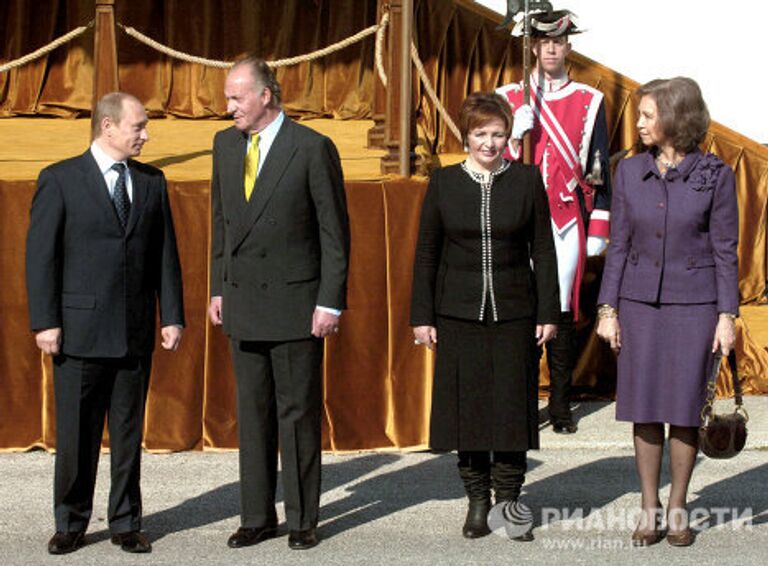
left=689, top=154, right=724, bottom=192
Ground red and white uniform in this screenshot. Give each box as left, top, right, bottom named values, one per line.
left=497, top=75, right=611, bottom=317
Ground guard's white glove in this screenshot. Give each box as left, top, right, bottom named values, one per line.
left=586, top=236, right=607, bottom=257
left=512, top=104, right=535, bottom=140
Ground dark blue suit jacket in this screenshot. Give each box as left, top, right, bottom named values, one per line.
left=26, top=150, right=184, bottom=357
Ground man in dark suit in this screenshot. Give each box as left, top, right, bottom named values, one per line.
left=26, top=92, right=184, bottom=555
left=208, top=57, right=349, bottom=551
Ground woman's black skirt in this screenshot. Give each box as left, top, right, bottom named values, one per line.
left=430, top=315, right=539, bottom=451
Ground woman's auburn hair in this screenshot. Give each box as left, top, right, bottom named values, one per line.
left=459, top=92, right=513, bottom=144
left=636, top=77, right=710, bottom=153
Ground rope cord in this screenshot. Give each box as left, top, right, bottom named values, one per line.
left=0, top=11, right=461, bottom=145
left=119, top=24, right=231, bottom=68
left=118, top=12, right=387, bottom=69
left=374, top=11, right=389, bottom=88
left=0, top=21, right=93, bottom=74
left=410, top=42, right=461, bottom=142
left=370, top=13, right=460, bottom=143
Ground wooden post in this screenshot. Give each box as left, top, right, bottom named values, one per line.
left=397, top=0, right=413, bottom=177
left=366, top=0, right=387, bottom=149
left=92, top=0, right=119, bottom=110
left=380, top=0, right=414, bottom=176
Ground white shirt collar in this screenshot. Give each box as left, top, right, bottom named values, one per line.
left=531, top=69, right=570, bottom=93
left=258, top=110, right=284, bottom=141
left=90, top=141, right=127, bottom=175
left=90, top=141, right=133, bottom=200
left=247, top=111, right=285, bottom=172
left=249, top=111, right=284, bottom=149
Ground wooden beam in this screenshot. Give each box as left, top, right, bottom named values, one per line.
left=92, top=0, right=119, bottom=110
left=381, top=0, right=414, bottom=176
left=398, top=0, right=413, bottom=176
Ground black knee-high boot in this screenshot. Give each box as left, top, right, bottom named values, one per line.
left=492, top=451, right=533, bottom=541
left=546, top=311, right=577, bottom=433
left=457, top=451, right=491, bottom=538
left=491, top=451, right=527, bottom=504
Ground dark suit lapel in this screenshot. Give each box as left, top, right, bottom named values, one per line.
left=223, top=131, right=248, bottom=222
left=231, top=119, right=297, bottom=251
left=125, top=160, right=147, bottom=236
left=79, top=150, right=124, bottom=231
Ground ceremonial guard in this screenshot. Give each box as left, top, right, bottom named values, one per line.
left=497, top=9, right=611, bottom=433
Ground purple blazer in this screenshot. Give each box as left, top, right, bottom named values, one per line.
left=598, top=150, right=738, bottom=313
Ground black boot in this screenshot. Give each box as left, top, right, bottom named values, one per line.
left=547, top=311, right=577, bottom=433
left=492, top=452, right=533, bottom=541
left=457, top=452, right=491, bottom=539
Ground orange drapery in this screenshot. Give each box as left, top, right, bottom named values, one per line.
left=2, top=171, right=766, bottom=452
left=0, top=0, right=375, bottom=119
left=0, top=176, right=434, bottom=452
left=1, top=0, right=767, bottom=452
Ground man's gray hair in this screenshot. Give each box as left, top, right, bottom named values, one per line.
left=231, top=56, right=282, bottom=107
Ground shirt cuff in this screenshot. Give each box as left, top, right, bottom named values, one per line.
left=316, top=305, right=342, bottom=317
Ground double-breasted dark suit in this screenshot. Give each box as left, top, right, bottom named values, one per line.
left=210, top=117, right=349, bottom=530
left=25, top=150, right=184, bottom=534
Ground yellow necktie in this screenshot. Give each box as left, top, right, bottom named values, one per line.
left=244, top=133, right=260, bottom=201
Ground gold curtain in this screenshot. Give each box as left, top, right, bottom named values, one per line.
left=0, top=176, right=434, bottom=452
left=1, top=0, right=767, bottom=452
left=0, top=0, right=375, bottom=119
left=2, top=170, right=766, bottom=452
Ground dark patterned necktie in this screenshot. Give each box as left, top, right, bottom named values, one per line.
left=111, top=162, right=131, bottom=227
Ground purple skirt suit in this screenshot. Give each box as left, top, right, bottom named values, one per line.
left=597, top=150, right=739, bottom=426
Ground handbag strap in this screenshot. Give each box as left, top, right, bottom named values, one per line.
left=728, top=350, right=743, bottom=406
left=701, top=350, right=743, bottom=422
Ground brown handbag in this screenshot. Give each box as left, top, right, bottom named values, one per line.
left=699, top=351, right=748, bottom=459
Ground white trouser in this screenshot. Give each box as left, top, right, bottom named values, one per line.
left=552, top=220, right=579, bottom=313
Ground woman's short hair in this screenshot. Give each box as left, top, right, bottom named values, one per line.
left=459, top=92, right=513, bottom=143
left=636, top=77, right=710, bottom=153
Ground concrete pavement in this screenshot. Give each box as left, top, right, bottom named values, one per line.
left=1, top=398, right=766, bottom=565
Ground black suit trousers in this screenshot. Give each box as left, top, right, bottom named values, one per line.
left=229, top=337, right=323, bottom=531
left=53, top=354, right=151, bottom=534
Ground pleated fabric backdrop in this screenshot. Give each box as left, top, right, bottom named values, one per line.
left=1, top=0, right=766, bottom=451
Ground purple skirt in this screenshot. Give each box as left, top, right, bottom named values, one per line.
left=615, top=299, right=717, bottom=427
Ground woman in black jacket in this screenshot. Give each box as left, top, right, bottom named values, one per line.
left=411, top=92, right=560, bottom=539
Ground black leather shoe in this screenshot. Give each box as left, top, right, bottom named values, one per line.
left=227, top=525, right=277, bottom=548
left=48, top=531, right=85, bottom=555
left=511, top=529, right=535, bottom=542
left=111, top=531, right=152, bottom=553
left=552, top=420, right=578, bottom=434
left=288, top=528, right=318, bottom=550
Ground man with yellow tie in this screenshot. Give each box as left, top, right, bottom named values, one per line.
left=208, top=57, right=349, bottom=551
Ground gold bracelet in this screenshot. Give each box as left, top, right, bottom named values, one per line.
left=597, top=304, right=618, bottom=319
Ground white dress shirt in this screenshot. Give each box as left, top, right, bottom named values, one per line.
left=247, top=110, right=285, bottom=175
left=90, top=141, right=133, bottom=201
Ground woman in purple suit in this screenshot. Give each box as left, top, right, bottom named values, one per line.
left=596, top=77, right=738, bottom=547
